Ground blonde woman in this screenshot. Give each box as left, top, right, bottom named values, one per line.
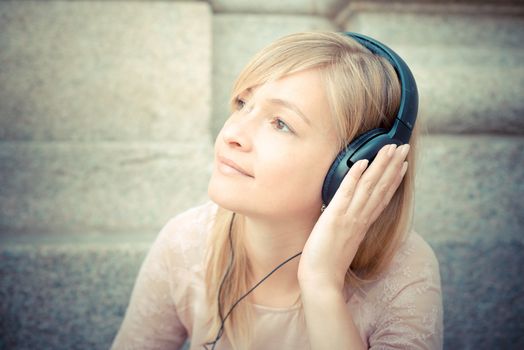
left=112, top=32, right=443, bottom=350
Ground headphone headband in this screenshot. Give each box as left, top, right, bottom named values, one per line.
left=345, top=32, right=418, bottom=143
left=321, top=33, right=418, bottom=206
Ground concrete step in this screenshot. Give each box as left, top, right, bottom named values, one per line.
left=0, top=236, right=522, bottom=349
left=403, top=48, right=523, bottom=134
left=210, top=0, right=524, bottom=16
left=341, top=4, right=524, bottom=134
left=341, top=2, right=524, bottom=47
left=414, top=135, right=524, bottom=243
left=1, top=136, right=521, bottom=241
left=0, top=240, right=149, bottom=350
left=0, top=142, right=213, bottom=235
left=210, top=0, right=348, bottom=16
left=0, top=1, right=212, bottom=142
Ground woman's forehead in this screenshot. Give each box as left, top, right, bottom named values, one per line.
left=245, top=70, right=330, bottom=113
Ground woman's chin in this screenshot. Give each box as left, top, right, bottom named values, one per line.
left=208, top=179, right=243, bottom=212
left=208, top=173, right=322, bottom=218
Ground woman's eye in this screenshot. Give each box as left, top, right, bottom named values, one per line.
left=235, top=97, right=246, bottom=110
left=271, top=117, right=293, bottom=133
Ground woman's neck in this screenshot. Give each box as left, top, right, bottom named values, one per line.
left=242, top=212, right=319, bottom=307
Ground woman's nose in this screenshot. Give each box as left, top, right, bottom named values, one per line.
left=220, top=115, right=254, bottom=151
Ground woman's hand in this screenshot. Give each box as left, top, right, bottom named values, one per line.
left=298, top=143, right=410, bottom=292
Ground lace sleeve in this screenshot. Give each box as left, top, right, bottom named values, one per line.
left=111, top=219, right=188, bottom=350
left=369, top=234, right=443, bottom=350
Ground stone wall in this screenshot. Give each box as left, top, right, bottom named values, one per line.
left=1, top=1, right=523, bottom=349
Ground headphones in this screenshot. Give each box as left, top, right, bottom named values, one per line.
left=321, top=32, right=418, bottom=206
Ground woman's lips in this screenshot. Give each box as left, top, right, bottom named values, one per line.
left=217, top=155, right=254, bottom=178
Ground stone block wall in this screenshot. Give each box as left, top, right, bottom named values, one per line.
left=1, top=1, right=523, bottom=349
left=0, top=1, right=213, bottom=234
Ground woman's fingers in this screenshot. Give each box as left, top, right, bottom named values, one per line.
left=369, top=160, right=408, bottom=222
left=343, top=144, right=401, bottom=216
left=360, top=144, right=410, bottom=216
left=327, top=158, right=369, bottom=216
left=326, top=143, right=410, bottom=223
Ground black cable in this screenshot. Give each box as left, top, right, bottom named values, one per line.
left=203, top=214, right=302, bottom=349
left=218, top=213, right=236, bottom=324
left=203, top=213, right=236, bottom=350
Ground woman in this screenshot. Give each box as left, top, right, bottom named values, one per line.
left=112, top=32, right=443, bottom=349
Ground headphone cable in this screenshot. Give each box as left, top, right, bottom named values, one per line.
left=203, top=214, right=302, bottom=349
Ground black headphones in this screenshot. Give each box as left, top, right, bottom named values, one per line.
left=321, top=32, right=418, bottom=206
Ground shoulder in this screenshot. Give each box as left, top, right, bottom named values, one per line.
left=376, top=232, right=442, bottom=304
left=360, top=232, right=443, bottom=349
left=158, top=201, right=217, bottom=243
left=149, top=201, right=218, bottom=268
left=159, top=201, right=217, bottom=240
left=391, top=232, right=441, bottom=280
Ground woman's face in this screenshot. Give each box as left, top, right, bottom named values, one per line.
left=208, top=68, right=340, bottom=219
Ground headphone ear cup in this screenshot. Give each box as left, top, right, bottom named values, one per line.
left=322, top=128, right=395, bottom=205
left=322, top=147, right=352, bottom=204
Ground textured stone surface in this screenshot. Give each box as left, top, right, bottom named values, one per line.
left=0, top=1, right=211, bottom=142
left=0, top=237, right=522, bottom=349
left=212, top=14, right=336, bottom=137
left=341, top=10, right=524, bottom=134
left=343, top=10, right=524, bottom=47
left=349, top=0, right=522, bottom=3
left=404, top=48, right=524, bottom=134
left=1, top=136, right=521, bottom=242
left=211, top=0, right=524, bottom=17
left=0, top=142, right=213, bottom=234
left=210, top=0, right=347, bottom=16
left=434, top=239, right=524, bottom=349
left=413, top=135, right=524, bottom=243
left=0, top=243, right=149, bottom=350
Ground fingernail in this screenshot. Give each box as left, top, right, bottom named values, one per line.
left=387, top=144, right=397, bottom=157
left=399, top=144, right=410, bottom=157
left=401, top=161, right=408, bottom=176
left=360, top=159, right=369, bottom=169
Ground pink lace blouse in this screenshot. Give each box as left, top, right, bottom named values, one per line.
left=111, top=202, right=443, bottom=349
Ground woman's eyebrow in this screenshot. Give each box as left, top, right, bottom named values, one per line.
left=268, top=98, right=311, bottom=125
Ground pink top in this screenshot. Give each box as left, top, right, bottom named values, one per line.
left=111, top=202, right=443, bottom=350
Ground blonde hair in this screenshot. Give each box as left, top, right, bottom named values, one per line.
left=204, top=31, right=419, bottom=349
